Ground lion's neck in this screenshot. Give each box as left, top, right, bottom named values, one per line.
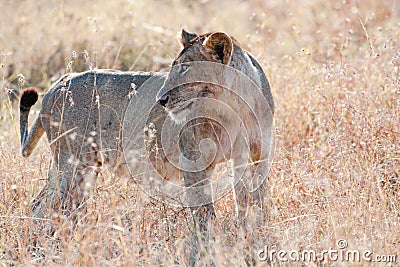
left=229, top=45, right=262, bottom=87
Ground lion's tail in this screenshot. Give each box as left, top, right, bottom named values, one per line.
left=20, top=88, right=45, bottom=157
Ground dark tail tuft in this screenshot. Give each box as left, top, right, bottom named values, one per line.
left=20, top=87, right=38, bottom=110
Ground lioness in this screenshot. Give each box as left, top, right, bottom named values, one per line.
left=20, top=69, right=169, bottom=217
left=156, top=30, right=274, bottom=229
left=20, top=30, right=274, bottom=229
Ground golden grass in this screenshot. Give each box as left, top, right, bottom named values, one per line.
left=0, top=0, right=399, bottom=265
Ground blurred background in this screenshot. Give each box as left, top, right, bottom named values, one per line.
left=0, top=0, right=399, bottom=265
left=1, top=0, right=398, bottom=93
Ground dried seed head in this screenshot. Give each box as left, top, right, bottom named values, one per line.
left=67, top=61, right=74, bottom=70
left=17, top=73, right=25, bottom=86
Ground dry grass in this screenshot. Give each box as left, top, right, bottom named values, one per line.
left=1, top=0, right=399, bottom=265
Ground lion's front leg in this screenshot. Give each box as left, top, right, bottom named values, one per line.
left=232, top=152, right=252, bottom=224
left=181, top=161, right=216, bottom=266
left=249, top=158, right=270, bottom=208
left=232, top=156, right=270, bottom=223
left=182, top=164, right=216, bottom=233
left=249, top=133, right=273, bottom=220
left=178, top=119, right=219, bottom=232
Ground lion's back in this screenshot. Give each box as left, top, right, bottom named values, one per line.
left=39, top=70, right=163, bottom=166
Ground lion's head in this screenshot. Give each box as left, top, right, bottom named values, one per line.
left=156, top=30, right=240, bottom=123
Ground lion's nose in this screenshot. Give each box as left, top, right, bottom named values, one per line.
left=157, top=94, right=169, bottom=107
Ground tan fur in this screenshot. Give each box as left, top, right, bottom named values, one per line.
left=19, top=31, right=274, bottom=232
left=157, top=30, right=274, bottom=230
left=20, top=69, right=169, bottom=218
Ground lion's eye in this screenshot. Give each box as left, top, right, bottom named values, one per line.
left=198, top=90, right=212, bottom=97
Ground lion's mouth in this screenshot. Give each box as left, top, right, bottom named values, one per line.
left=169, top=100, right=193, bottom=115
left=167, top=100, right=194, bottom=123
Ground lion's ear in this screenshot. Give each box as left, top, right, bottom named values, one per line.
left=179, top=29, right=198, bottom=48
left=203, top=32, right=233, bottom=64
